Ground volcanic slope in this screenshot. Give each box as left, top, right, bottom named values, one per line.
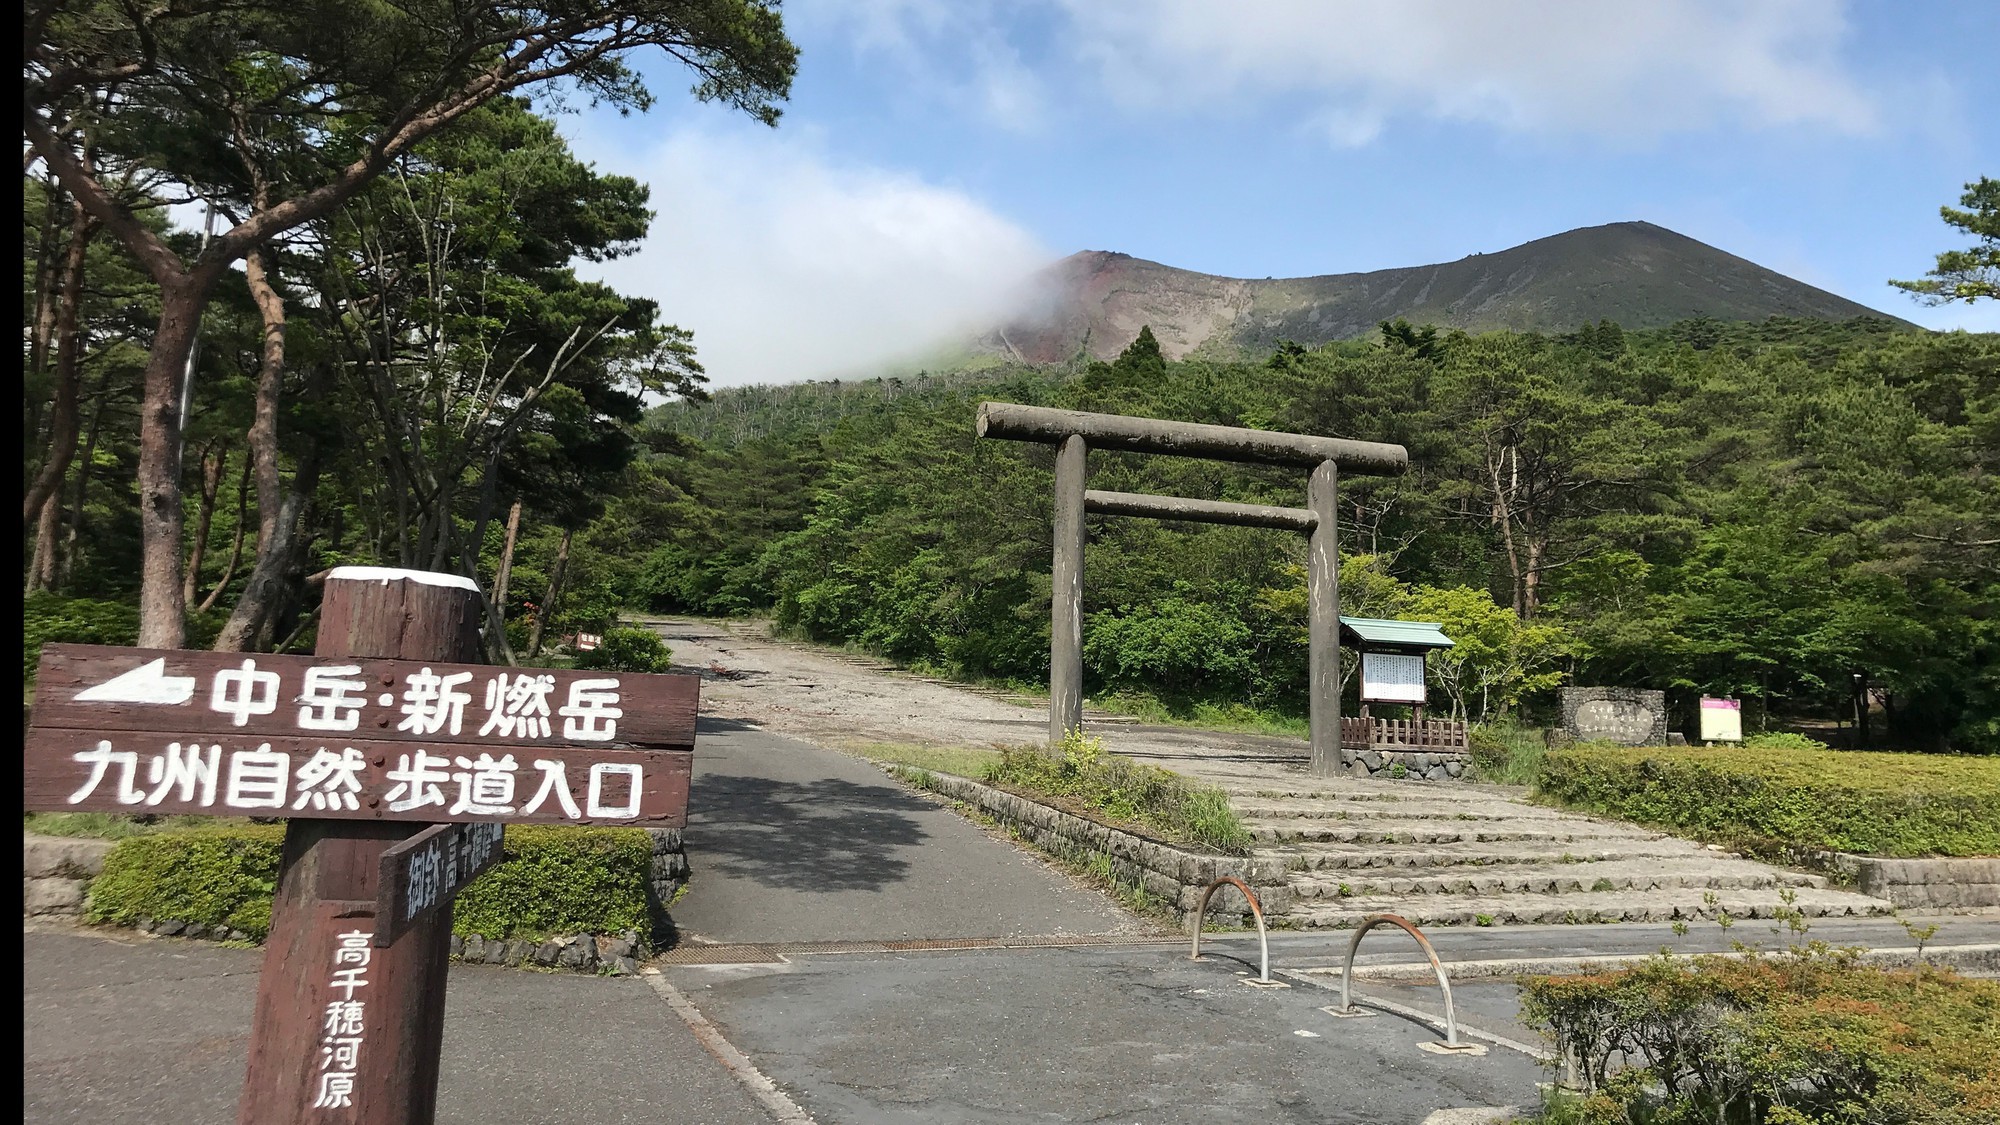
left=984, top=221, right=1904, bottom=364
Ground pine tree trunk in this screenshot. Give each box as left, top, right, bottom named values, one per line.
left=183, top=444, right=226, bottom=606
left=212, top=459, right=321, bottom=652
left=135, top=276, right=206, bottom=649
left=28, top=489, right=62, bottom=594
left=492, top=500, right=522, bottom=609
left=26, top=179, right=63, bottom=444
left=197, top=453, right=253, bottom=613
left=243, top=248, right=286, bottom=545
left=55, top=380, right=109, bottom=591
left=526, top=526, right=573, bottom=659
left=22, top=201, right=93, bottom=534
left=214, top=250, right=293, bottom=650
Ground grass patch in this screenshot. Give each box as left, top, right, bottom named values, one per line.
left=1467, top=718, right=1549, bottom=785
left=1519, top=951, right=2000, bottom=1123
left=845, top=741, right=1005, bottom=779
left=981, top=731, right=1252, bottom=855
left=1086, top=691, right=1308, bottom=738
left=1537, top=744, right=2000, bottom=858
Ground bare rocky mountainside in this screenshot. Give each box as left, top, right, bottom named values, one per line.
left=980, top=221, right=1902, bottom=363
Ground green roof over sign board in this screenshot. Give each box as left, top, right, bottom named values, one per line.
left=1338, top=616, right=1455, bottom=650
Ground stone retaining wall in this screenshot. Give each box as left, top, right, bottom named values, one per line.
left=910, top=771, right=1292, bottom=924
left=1337, top=747, right=1469, bottom=781
left=1831, top=854, right=2000, bottom=910
left=23, top=834, right=113, bottom=917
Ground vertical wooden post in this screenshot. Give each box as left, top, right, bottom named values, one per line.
left=1050, top=434, right=1087, bottom=745
left=1307, top=459, right=1340, bottom=775
left=237, top=568, right=481, bottom=1125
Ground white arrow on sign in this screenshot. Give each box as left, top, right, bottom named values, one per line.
left=73, top=658, right=198, bottom=705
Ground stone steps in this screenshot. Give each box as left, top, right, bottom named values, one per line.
left=1257, top=839, right=1713, bottom=870
left=1286, top=858, right=1825, bottom=900
left=1283, top=885, right=1890, bottom=929
left=1250, top=823, right=1676, bottom=847
left=1237, top=801, right=1619, bottom=823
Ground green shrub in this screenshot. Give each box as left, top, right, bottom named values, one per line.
left=86, top=824, right=284, bottom=939
left=1741, top=730, right=1829, bottom=752
left=1520, top=953, right=2000, bottom=1123
left=1083, top=597, right=1254, bottom=700
left=982, top=731, right=1252, bottom=855
left=25, top=812, right=216, bottom=839
left=24, top=594, right=139, bottom=678
left=453, top=825, right=654, bottom=941
left=1468, top=719, right=1550, bottom=784
left=82, top=823, right=656, bottom=946
left=573, top=626, right=673, bottom=674
left=1537, top=745, right=2000, bottom=857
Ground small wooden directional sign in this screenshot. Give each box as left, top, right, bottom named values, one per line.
left=376, top=822, right=505, bottom=947
left=24, top=644, right=697, bottom=827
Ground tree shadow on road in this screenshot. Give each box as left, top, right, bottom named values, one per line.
left=680, top=773, right=931, bottom=895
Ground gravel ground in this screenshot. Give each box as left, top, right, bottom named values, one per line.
left=647, top=616, right=1322, bottom=785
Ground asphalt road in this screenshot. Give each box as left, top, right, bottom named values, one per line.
left=668, top=718, right=1141, bottom=944
left=667, top=946, right=1544, bottom=1124
left=22, top=926, right=774, bottom=1125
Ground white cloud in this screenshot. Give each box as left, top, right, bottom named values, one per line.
left=572, top=127, right=1050, bottom=388
left=820, top=0, right=1881, bottom=144
left=1063, top=0, right=1880, bottom=142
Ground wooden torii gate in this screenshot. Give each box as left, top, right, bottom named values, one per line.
left=976, top=402, right=1409, bottom=776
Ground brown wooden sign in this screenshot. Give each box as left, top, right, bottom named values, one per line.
left=23, top=585, right=707, bottom=1125
left=376, top=822, right=504, bottom=947
left=28, top=644, right=698, bottom=750
left=23, top=729, right=691, bottom=826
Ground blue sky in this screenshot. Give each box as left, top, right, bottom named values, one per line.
left=566, top=1, right=1998, bottom=387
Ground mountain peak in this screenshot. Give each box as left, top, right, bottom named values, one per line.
left=987, top=223, right=1900, bottom=363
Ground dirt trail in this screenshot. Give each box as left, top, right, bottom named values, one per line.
left=647, top=616, right=1315, bottom=790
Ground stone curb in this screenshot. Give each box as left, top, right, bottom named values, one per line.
left=1293, top=942, right=2000, bottom=982
left=904, top=770, right=1292, bottom=924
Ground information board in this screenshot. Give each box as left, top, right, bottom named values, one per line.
left=1699, top=696, right=1743, bottom=743
left=1361, top=652, right=1427, bottom=704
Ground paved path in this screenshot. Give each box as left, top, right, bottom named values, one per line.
left=22, top=925, right=773, bottom=1125
left=669, top=947, right=1543, bottom=1125
left=670, top=720, right=1144, bottom=944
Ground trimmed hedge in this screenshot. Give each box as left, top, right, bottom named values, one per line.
left=84, top=824, right=656, bottom=945
left=453, top=826, right=654, bottom=941
left=1521, top=954, right=2000, bottom=1123
left=1537, top=745, right=2000, bottom=858
left=85, top=823, right=285, bottom=938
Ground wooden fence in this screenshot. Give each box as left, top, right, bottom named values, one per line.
left=1340, top=715, right=1469, bottom=751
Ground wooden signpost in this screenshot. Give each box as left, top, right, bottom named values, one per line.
left=376, top=822, right=505, bottom=948
left=21, top=566, right=701, bottom=1124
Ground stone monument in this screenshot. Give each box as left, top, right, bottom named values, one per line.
left=1561, top=687, right=1669, bottom=746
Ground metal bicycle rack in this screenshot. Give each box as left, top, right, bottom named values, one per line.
left=1337, top=913, right=1474, bottom=1051
left=1188, top=877, right=1277, bottom=985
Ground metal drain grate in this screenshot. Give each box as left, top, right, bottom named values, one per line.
left=652, top=933, right=1180, bottom=965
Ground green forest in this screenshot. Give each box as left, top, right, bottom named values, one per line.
left=631, top=318, right=1998, bottom=752
left=21, top=3, right=1998, bottom=753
